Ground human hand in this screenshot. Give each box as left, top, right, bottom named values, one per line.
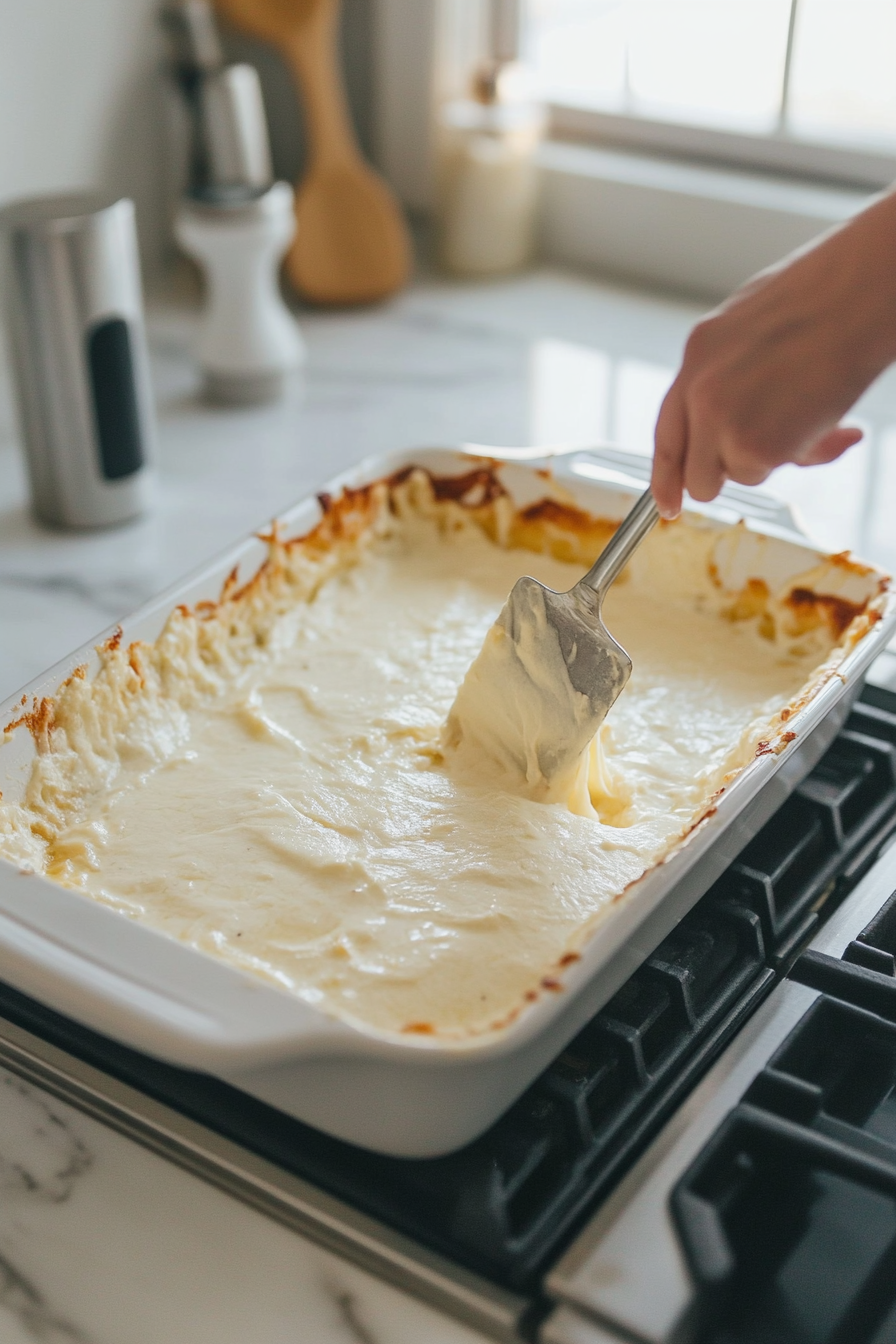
left=651, top=189, right=896, bottom=517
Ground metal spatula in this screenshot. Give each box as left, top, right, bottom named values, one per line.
left=473, top=488, right=660, bottom=794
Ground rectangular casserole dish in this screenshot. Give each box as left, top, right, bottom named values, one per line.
left=0, top=445, right=893, bottom=1157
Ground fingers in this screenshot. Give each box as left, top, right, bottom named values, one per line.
left=797, top=424, right=864, bottom=467
left=679, top=376, right=727, bottom=501
left=651, top=381, right=687, bottom=518
left=654, top=341, right=864, bottom=515
left=684, top=433, right=726, bottom=502
left=715, top=445, right=773, bottom=488
left=670, top=421, right=859, bottom=506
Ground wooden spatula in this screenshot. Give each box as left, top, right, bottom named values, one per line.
left=214, top=0, right=411, bottom=304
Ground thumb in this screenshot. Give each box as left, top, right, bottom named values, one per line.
left=797, top=425, right=864, bottom=467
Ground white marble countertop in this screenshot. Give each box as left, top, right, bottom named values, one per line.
left=0, top=1058, right=502, bottom=1344
left=2, top=267, right=896, bottom=1343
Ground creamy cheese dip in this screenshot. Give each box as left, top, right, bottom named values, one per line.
left=0, top=470, right=880, bottom=1039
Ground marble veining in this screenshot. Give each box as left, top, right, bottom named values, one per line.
left=0, top=1063, right=495, bottom=1344
left=0, top=1074, right=95, bottom=1343
left=0, top=1253, right=89, bottom=1343
left=0, top=1074, right=92, bottom=1204
left=0, top=573, right=152, bottom=622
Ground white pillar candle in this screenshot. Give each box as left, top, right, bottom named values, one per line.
left=436, top=97, right=545, bottom=278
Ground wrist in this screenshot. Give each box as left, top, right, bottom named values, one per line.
left=828, top=191, right=896, bottom=375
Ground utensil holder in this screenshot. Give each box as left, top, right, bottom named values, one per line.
left=175, top=181, right=305, bottom=405
left=0, top=192, right=156, bottom=530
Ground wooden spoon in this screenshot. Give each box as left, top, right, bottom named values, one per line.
left=214, top=0, right=411, bottom=304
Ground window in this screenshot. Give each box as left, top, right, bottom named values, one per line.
left=525, top=0, right=896, bottom=186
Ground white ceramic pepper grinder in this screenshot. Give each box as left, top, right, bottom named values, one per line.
left=436, top=0, right=546, bottom=277
left=163, top=1, right=305, bottom=404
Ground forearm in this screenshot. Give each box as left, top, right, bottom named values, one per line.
left=784, top=187, right=896, bottom=373
left=651, top=185, right=896, bottom=517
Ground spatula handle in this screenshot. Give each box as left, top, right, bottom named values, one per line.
left=581, top=487, right=659, bottom=598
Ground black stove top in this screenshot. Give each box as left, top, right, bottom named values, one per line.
left=669, top=913, right=896, bottom=1342
left=2, top=685, right=896, bottom=1306
left=669, top=690, right=896, bottom=1344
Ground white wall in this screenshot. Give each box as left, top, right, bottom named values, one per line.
left=0, top=0, right=168, bottom=275
left=372, top=0, right=438, bottom=211
left=0, top=0, right=376, bottom=280
left=372, top=0, right=485, bottom=213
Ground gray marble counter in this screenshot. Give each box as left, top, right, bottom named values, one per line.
left=1, top=267, right=896, bottom=1343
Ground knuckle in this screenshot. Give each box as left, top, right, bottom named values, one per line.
left=684, top=455, right=724, bottom=501
left=688, top=375, right=725, bottom=422
left=687, top=481, right=721, bottom=503
left=726, top=461, right=770, bottom=487
left=652, top=434, right=679, bottom=465
left=724, top=432, right=778, bottom=472
left=683, top=319, right=715, bottom=362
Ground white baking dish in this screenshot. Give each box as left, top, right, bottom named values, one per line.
left=0, top=446, right=893, bottom=1157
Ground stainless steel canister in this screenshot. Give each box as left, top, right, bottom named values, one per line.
left=0, top=193, right=156, bottom=528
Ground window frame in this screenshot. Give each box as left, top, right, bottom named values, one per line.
left=548, top=102, right=896, bottom=192
left=528, top=0, right=896, bottom=191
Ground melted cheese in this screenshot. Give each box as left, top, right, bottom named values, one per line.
left=0, top=476, right=862, bottom=1039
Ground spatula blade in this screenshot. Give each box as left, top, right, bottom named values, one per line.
left=500, top=574, right=632, bottom=777
left=446, top=489, right=657, bottom=802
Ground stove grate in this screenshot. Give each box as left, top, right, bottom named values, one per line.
left=672, top=1098, right=896, bottom=1344
left=1, top=687, right=896, bottom=1294
left=714, top=701, right=896, bottom=965
left=674, top=988, right=896, bottom=1343
left=672, top=685, right=896, bottom=1344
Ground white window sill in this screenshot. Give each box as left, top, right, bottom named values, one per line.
left=537, top=140, right=874, bottom=300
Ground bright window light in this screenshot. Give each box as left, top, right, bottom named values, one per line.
left=530, top=338, right=610, bottom=445
left=525, top=0, right=627, bottom=109
left=626, top=0, right=792, bottom=132
left=525, top=0, right=896, bottom=152
left=787, top=0, right=896, bottom=147
left=612, top=359, right=674, bottom=454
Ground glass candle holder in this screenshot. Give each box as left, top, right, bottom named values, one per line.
left=436, top=81, right=546, bottom=278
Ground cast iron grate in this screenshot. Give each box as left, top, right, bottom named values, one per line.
left=673, top=686, right=896, bottom=1344
left=672, top=1098, right=896, bottom=1344
left=2, top=686, right=896, bottom=1294
left=673, top=991, right=896, bottom=1343
left=712, top=699, right=896, bottom=966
